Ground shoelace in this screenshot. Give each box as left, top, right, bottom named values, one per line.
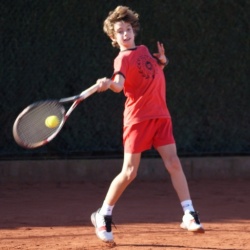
left=190, top=211, right=201, bottom=224
left=104, top=215, right=116, bottom=232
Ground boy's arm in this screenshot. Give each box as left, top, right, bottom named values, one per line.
left=109, top=74, right=124, bottom=93
left=96, top=74, right=124, bottom=93
left=153, top=41, right=169, bottom=69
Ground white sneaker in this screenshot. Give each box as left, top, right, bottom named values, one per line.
left=180, top=210, right=205, bottom=233
left=91, top=209, right=115, bottom=242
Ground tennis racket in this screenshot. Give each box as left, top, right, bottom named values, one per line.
left=13, top=83, right=99, bottom=149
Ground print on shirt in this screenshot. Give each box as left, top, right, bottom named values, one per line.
left=137, top=55, right=158, bottom=80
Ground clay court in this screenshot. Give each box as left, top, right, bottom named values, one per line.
left=1, top=179, right=249, bottom=250
left=1, top=1, right=249, bottom=249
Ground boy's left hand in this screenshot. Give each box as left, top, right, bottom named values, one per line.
left=153, top=41, right=168, bottom=65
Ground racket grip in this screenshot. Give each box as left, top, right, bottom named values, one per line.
left=79, top=83, right=99, bottom=100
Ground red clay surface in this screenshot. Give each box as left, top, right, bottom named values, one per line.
left=0, top=180, right=249, bottom=250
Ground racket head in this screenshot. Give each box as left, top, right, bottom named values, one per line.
left=13, top=101, right=65, bottom=148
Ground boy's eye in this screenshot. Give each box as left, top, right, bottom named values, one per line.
left=116, top=27, right=132, bottom=34
left=116, top=29, right=123, bottom=34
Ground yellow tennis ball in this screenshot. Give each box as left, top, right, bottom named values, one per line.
left=45, top=115, right=60, bottom=128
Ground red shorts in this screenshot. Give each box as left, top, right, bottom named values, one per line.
left=123, top=118, right=175, bottom=153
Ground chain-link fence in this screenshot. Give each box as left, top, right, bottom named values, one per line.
left=1, top=0, right=249, bottom=159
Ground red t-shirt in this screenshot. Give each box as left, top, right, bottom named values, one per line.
left=113, top=45, right=171, bottom=126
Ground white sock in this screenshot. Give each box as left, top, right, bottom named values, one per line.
left=99, top=202, right=114, bottom=216
left=181, top=200, right=195, bottom=213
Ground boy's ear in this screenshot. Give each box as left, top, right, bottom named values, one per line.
left=110, top=36, right=116, bottom=42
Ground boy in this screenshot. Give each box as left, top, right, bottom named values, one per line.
left=91, top=5, right=204, bottom=243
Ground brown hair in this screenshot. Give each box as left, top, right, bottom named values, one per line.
left=103, top=6, right=140, bottom=48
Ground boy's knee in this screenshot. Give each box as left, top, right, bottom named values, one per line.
left=165, top=155, right=182, bottom=173
left=121, top=167, right=137, bottom=182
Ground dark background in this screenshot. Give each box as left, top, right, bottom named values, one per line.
left=0, top=0, right=249, bottom=159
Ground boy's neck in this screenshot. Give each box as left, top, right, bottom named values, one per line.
left=120, top=46, right=137, bottom=52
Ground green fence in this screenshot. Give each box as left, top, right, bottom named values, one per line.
left=1, top=0, right=249, bottom=159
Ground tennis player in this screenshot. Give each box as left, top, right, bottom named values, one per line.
left=91, top=5, right=205, bottom=243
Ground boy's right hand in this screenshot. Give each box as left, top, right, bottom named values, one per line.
left=96, top=77, right=111, bottom=92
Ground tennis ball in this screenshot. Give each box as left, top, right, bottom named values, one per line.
left=45, top=115, right=60, bottom=128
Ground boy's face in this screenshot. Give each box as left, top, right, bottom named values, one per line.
left=112, top=21, right=135, bottom=50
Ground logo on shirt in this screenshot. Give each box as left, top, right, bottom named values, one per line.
left=137, top=55, right=158, bottom=79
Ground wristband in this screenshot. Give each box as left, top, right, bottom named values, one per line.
left=158, top=58, right=168, bottom=66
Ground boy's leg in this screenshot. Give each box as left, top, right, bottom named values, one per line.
left=103, top=152, right=141, bottom=206
left=157, top=144, right=204, bottom=233
left=157, top=144, right=190, bottom=201
left=91, top=152, right=141, bottom=242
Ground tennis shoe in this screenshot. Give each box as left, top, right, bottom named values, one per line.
left=91, top=209, right=115, bottom=243
left=180, top=210, right=205, bottom=233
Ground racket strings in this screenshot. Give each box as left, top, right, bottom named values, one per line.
left=14, top=101, right=65, bottom=147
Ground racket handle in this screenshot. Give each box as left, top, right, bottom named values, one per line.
left=79, top=83, right=99, bottom=100
left=60, top=83, right=99, bottom=103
